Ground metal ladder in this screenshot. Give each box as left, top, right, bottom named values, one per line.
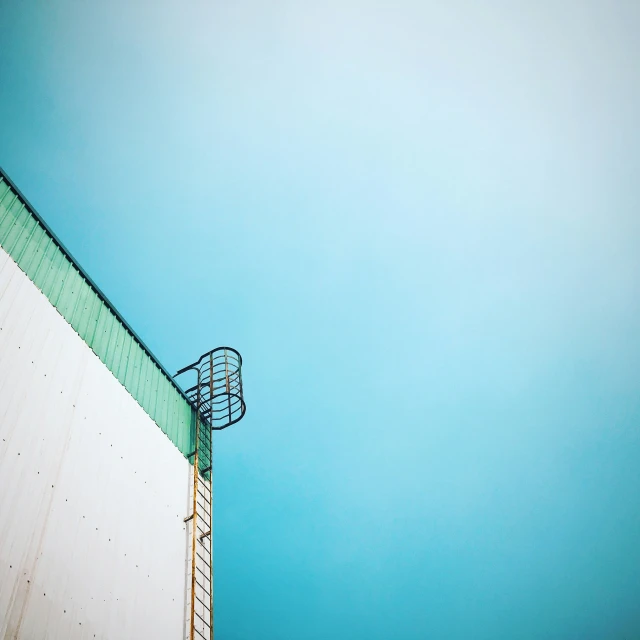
left=185, top=419, right=213, bottom=640
left=176, top=347, right=246, bottom=640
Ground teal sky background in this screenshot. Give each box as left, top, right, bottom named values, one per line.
left=2, top=1, right=640, bottom=638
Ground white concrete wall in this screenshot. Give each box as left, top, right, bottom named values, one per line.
left=0, top=247, right=191, bottom=639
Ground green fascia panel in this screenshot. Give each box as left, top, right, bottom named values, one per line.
left=0, top=173, right=197, bottom=462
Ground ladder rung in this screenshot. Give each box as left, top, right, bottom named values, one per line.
left=189, top=590, right=211, bottom=608
left=194, top=609, right=210, bottom=625
left=185, top=511, right=210, bottom=523
left=194, top=593, right=211, bottom=612
left=196, top=552, right=210, bottom=568
left=195, top=564, right=211, bottom=585
left=194, top=610, right=211, bottom=628
left=193, top=611, right=211, bottom=629
left=196, top=508, right=211, bottom=520
left=197, top=501, right=211, bottom=514
left=193, top=503, right=210, bottom=516
left=196, top=505, right=211, bottom=517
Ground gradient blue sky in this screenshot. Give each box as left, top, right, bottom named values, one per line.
left=2, top=1, right=640, bottom=638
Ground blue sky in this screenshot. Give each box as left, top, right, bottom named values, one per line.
left=2, top=1, right=640, bottom=637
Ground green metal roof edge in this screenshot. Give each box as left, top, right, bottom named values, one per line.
left=0, top=167, right=200, bottom=463
left=0, top=166, right=191, bottom=405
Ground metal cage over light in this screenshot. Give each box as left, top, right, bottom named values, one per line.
left=175, top=346, right=246, bottom=430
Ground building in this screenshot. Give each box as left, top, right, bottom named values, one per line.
left=0, top=168, right=243, bottom=639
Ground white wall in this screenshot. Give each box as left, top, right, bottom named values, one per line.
left=0, top=247, right=191, bottom=639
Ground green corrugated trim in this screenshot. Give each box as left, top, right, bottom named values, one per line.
left=0, top=171, right=198, bottom=461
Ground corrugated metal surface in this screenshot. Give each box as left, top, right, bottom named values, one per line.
left=0, top=170, right=196, bottom=459
left=0, top=246, right=191, bottom=638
